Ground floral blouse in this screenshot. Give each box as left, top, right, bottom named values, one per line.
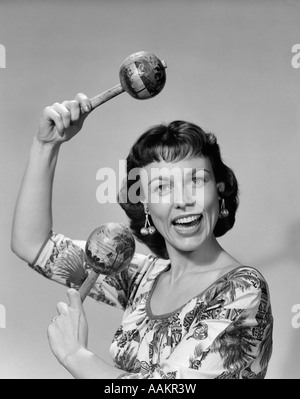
left=29, top=232, right=273, bottom=379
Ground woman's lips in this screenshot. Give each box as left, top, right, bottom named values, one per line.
left=172, top=214, right=203, bottom=235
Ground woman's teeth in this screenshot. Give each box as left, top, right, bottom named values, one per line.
left=173, top=214, right=203, bottom=230
left=174, top=215, right=201, bottom=225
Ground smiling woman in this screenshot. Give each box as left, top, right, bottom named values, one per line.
left=119, top=121, right=239, bottom=260
left=11, top=97, right=273, bottom=379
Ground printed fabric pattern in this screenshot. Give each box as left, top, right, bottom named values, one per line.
left=29, top=232, right=273, bottom=379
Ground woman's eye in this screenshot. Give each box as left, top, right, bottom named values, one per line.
left=191, top=176, right=205, bottom=186
left=158, top=184, right=171, bottom=193
left=151, top=183, right=171, bottom=194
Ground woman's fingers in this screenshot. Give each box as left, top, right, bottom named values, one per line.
left=51, top=92, right=91, bottom=129
left=74, top=93, right=92, bottom=113
left=67, top=288, right=84, bottom=311
left=42, top=106, right=65, bottom=136
left=56, top=301, right=68, bottom=315
left=38, top=93, right=91, bottom=143
left=55, top=289, right=84, bottom=317
left=52, top=102, right=71, bottom=131
left=62, top=100, right=80, bottom=123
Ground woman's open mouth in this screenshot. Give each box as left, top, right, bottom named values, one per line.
left=172, top=213, right=203, bottom=235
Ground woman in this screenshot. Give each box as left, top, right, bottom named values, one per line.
left=11, top=93, right=273, bottom=379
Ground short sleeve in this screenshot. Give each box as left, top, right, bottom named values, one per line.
left=118, top=267, right=273, bottom=379
left=28, top=231, right=149, bottom=310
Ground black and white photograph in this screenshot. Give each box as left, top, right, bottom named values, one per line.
left=0, top=0, right=299, bottom=381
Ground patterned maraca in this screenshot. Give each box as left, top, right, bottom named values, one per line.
left=79, top=223, right=135, bottom=301
left=89, top=51, right=167, bottom=109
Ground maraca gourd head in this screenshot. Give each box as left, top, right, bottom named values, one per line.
left=85, top=222, right=135, bottom=275
left=119, top=51, right=167, bottom=100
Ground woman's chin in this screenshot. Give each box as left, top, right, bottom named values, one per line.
left=168, top=236, right=205, bottom=254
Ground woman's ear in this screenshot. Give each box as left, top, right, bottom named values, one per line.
left=217, top=182, right=225, bottom=198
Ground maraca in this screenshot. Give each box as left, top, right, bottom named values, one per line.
left=78, top=222, right=135, bottom=302
left=89, top=51, right=167, bottom=109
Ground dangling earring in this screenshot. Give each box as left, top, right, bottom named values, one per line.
left=140, top=206, right=156, bottom=236
left=219, top=198, right=229, bottom=219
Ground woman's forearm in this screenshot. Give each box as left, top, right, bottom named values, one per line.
left=11, top=136, right=60, bottom=263
left=63, top=348, right=125, bottom=379
left=11, top=94, right=92, bottom=264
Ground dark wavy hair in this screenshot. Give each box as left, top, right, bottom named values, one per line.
left=118, top=120, right=239, bottom=259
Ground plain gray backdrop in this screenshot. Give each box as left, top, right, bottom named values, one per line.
left=0, top=0, right=299, bottom=379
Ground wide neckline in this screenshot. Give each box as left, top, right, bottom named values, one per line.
left=145, top=264, right=257, bottom=320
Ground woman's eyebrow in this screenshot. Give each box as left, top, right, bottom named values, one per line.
left=148, top=175, right=170, bottom=186
left=148, top=168, right=210, bottom=186
left=189, top=168, right=211, bottom=176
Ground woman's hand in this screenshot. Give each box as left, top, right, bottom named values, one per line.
left=37, top=93, right=92, bottom=145
left=47, top=288, right=88, bottom=367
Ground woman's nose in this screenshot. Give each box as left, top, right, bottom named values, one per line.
left=173, top=187, right=196, bottom=208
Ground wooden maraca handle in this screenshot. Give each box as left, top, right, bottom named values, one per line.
left=90, top=84, right=124, bottom=110
left=78, top=269, right=100, bottom=302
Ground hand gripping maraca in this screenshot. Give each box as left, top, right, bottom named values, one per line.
left=89, top=51, right=167, bottom=109
left=78, top=223, right=135, bottom=302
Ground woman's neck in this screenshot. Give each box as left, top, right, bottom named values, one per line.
left=165, top=235, right=227, bottom=282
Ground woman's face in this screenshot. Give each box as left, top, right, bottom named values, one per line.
left=140, top=156, right=223, bottom=253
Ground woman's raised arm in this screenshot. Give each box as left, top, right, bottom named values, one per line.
left=11, top=93, right=92, bottom=264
